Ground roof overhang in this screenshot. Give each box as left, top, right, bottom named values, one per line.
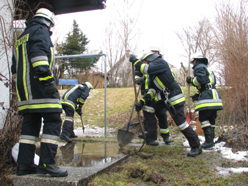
left=14, top=0, right=106, bottom=20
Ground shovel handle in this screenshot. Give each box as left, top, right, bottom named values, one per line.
left=80, top=114, right=85, bottom=133
left=132, top=65, right=146, bottom=140
left=127, top=86, right=141, bottom=130
left=126, top=122, right=131, bottom=131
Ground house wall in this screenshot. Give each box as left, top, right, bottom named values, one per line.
left=0, top=0, right=13, bottom=129
left=90, top=74, right=105, bottom=89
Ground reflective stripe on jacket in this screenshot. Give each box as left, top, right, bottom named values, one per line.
left=11, top=22, right=62, bottom=114
left=137, top=57, right=185, bottom=107
left=61, top=84, right=90, bottom=110
left=192, top=63, right=223, bottom=111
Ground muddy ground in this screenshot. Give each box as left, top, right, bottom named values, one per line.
left=0, top=121, right=248, bottom=185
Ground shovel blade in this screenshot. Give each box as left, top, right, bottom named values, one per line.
left=117, top=129, right=135, bottom=147
left=186, top=112, right=194, bottom=124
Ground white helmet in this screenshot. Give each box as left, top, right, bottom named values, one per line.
left=85, top=82, right=93, bottom=89
left=33, top=8, right=55, bottom=28
left=149, top=46, right=160, bottom=54
left=140, top=52, right=160, bottom=63
left=190, top=53, right=208, bottom=65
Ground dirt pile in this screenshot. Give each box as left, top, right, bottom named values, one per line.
left=216, top=124, right=248, bottom=152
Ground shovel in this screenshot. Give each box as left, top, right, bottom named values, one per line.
left=80, top=114, right=85, bottom=133
left=117, top=87, right=141, bottom=147
left=131, top=65, right=146, bottom=151
left=117, top=103, right=135, bottom=147
left=186, top=57, right=194, bottom=124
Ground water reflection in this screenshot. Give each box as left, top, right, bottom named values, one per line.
left=55, top=142, right=124, bottom=167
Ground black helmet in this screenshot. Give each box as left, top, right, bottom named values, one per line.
left=140, top=52, right=160, bottom=63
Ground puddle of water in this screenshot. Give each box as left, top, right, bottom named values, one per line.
left=55, top=142, right=125, bottom=167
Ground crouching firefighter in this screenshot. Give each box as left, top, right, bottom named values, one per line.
left=186, top=53, right=223, bottom=149
left=129, top=52, right=202, bottom=157
left=11, top=8, right=67, bottom=177
left=60, top=82, right=93, bottom=143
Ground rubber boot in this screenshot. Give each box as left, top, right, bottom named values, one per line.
left=138, top=131, right=147, bottom=139
left=201, top=127, right=214, bottom=149
left=212, top=125, right=215, bottom=142
left=187, top=146, right=202, bottom=157
left=146, top=131, right=159, bottom=146
left=180, top=126, right=202, bottom=157
left=161, top=133, right=172, bottom=145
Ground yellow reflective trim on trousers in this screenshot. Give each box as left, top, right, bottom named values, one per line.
left=32, top=61, right=49, bottom=68
left=212, top=89, right=216, bottom=99
left=22, top=44, right=29, bottom=100
left=160, top=130, right=169, bottom=134
left=50, top=47, right=54, bottom=70
left=196, top=102, right=223, bottom=110
left=41, top=138, right=59, bottom=145
left=18, top=103, right=62, bottom=111
left=39, top=75, right=54, bottom=81
left=64, top=118, right=73, bottom=122
left=202, top=123, right=211, bottom=128
left=61, top=101, right=75, bottom=110
left=171, top=97, right=185, bottom=105
left=155, top=76, right=165, bottom=89
left=19, top=139, right=37, bottom=145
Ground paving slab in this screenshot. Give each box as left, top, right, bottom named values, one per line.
left=11, top=154, right=129, bottom=186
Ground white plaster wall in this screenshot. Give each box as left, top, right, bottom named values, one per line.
left=0, top=0, right=13, bottom=129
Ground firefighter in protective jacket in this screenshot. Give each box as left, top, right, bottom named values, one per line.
left=135, top=48, right=171, bottom=145
left=186, top=53, right=223, bottom=149
left=11, top=8, right=67, bottom=177
left=129, top=52, right=202, bottom=157
left=60, top=82, right=93, bottom=143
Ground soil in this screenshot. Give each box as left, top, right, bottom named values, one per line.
left=216, top=124, right=248, bottom=152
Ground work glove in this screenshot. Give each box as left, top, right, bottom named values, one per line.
left=135, top=100, right=144, bottom=112
left=135, top=77, right=145, bottom=85
left=186, top=76, right=193, bottom=84
left=191, top=93, right=199, bottom=102
left=44, top=81, right=58, bottom=97
left=76, top=106, right=82, bottom=116
left=142, top=93, right=152, bottom=104
left=129, top=54, right=143, bottom=71
left=129, top=54, right=139, bottom=64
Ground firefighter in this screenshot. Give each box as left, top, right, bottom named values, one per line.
left=135, top=47, right=171, bottom=145
left=60, top=82, right=93, bottom=143
left=129, top=52, right=202, bottom=157
left=186, top=53, right=223, bottom=148
left=11, top=8, right=68, bottom=176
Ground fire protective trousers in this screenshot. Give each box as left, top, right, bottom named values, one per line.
left=199, top=109, right=217, bottom=129
left=18, top=112, right=62, bottom=165
left=172, top=105, right=200, bottom=148
left=61, top=105, right=75, bottom=136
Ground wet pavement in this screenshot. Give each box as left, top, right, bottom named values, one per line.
left=11, top=126, right=142, bottom=185
left=11, top=141, right=133, bottom=186
left=56, top=142, right=126, bottom=167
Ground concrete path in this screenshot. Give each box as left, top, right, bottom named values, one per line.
left=11, top=154, right=129, bottom=186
